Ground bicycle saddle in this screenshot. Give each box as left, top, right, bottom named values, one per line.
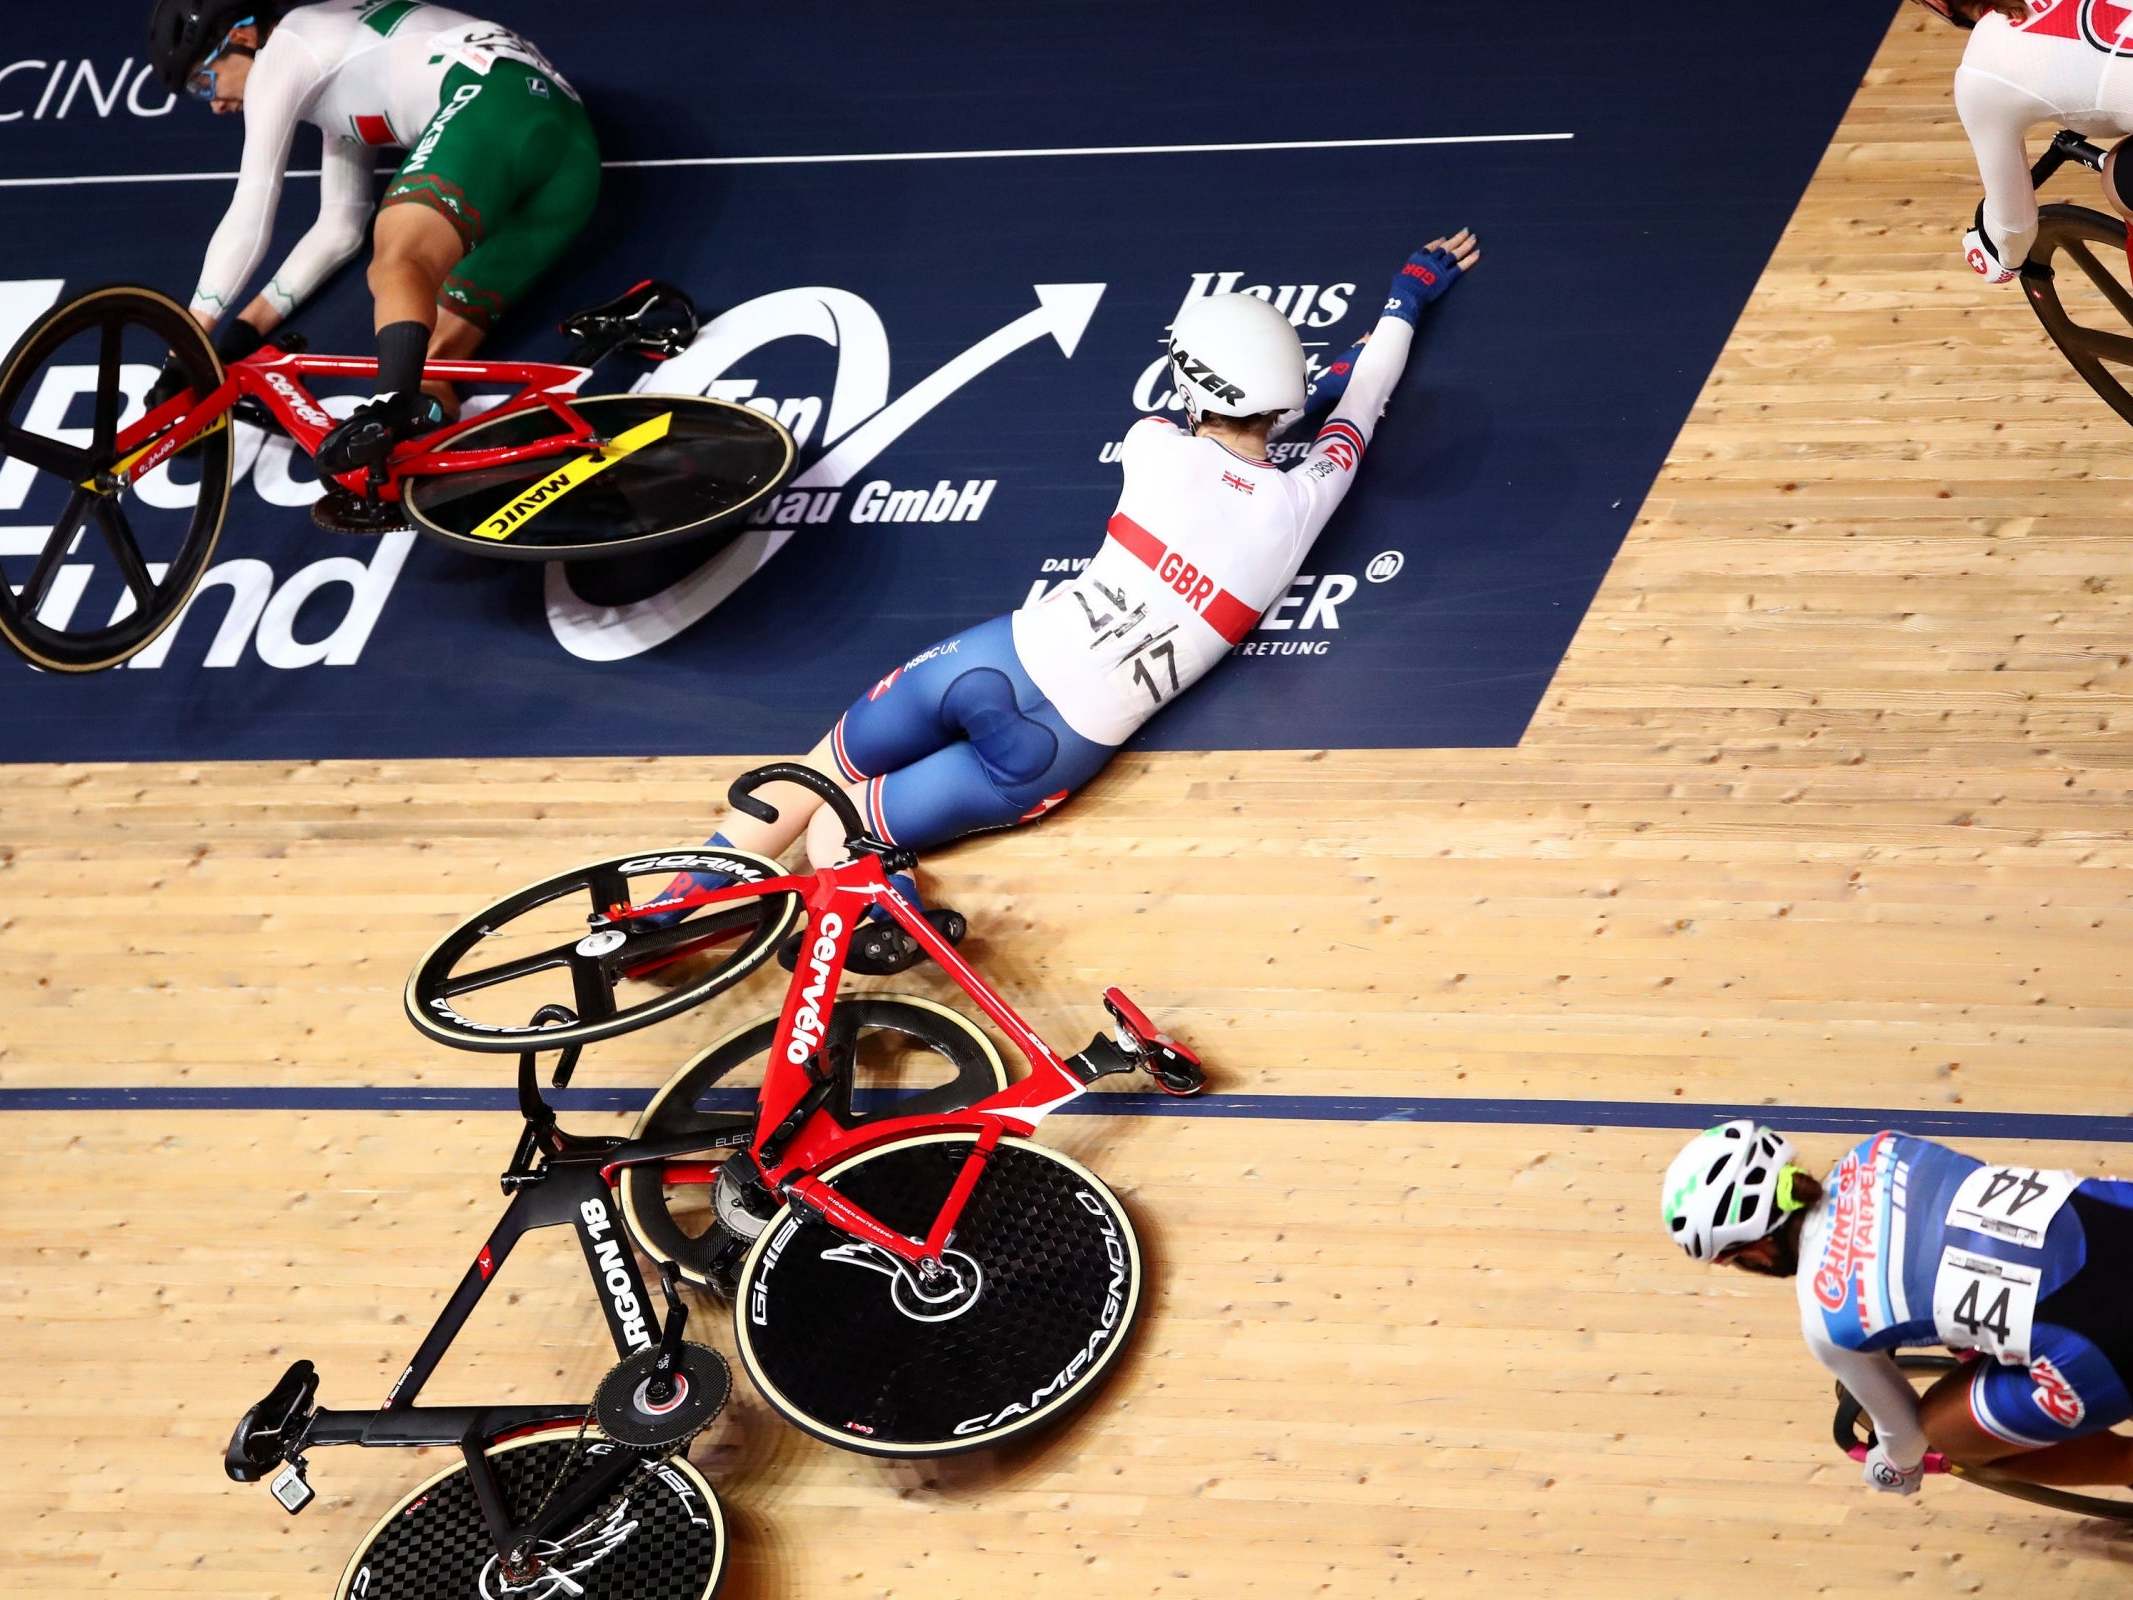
left=558, top=279, right=701, bottom=363
left=225, top=1359, right=319, bottom=1482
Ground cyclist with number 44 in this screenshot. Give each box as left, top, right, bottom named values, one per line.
left=649, top=233, right=1479, bottom=972
left=146, top=0, right=599, bottom=473
left=1665, top=1122, right=2133, bottom=1494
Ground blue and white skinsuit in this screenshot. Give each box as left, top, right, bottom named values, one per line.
left=821, top=302, right=1423, bottom=852
left=1799, top=1131, right=2133, bottom=1468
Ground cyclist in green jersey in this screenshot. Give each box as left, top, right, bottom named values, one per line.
left=148, top=0, right=601, bottom=475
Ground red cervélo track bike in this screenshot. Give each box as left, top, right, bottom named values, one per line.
left=402, top=760, right=1207, bottom=1454
left=0, top=279, right=793, bottom=671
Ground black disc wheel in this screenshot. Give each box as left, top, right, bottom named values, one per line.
left=733, top=1133, right=1143, bottom=1456
left=401, top=394, right=795, bottom=562
left=405, top=846, right=802, bottom=1052
left=336, top=1424, right=727, bottom=1600
left=1833, top=1353, right=2133, bottom=1522
left=620, top=997, right=1008, bottom=1286
left=0, top=284, right=232, bottom=672
left=2023, top=204, right=2133, bottom=427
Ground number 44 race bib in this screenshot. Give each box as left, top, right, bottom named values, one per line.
left=1930, top=1164, right=2079, bottom=1363
left=1932, top=1249, right=2041, bottom=1364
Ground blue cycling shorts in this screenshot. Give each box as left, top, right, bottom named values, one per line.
left=827, top=614, right=1117, bottom=852
left=1966, top=1181, right=2133, bottom=1447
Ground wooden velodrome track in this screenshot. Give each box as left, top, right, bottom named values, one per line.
left=7, top=14, right=2133, bottom=1596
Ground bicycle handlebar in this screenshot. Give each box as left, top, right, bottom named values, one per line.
left=2033, top=129, right=2108, bottom=190
left=1832, top=1375, right=1952, bottom=1475
left=728, top=762, right=868, bottom=842
left=1842, top=1441, right=1951, bottom=1474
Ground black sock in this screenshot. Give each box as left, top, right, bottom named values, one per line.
left=375, top=320, right=429, bottom=399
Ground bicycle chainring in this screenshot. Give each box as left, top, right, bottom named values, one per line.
left=592, top=1343, right=731, bottom=1454
left=310, top=488, right=409, bottom=536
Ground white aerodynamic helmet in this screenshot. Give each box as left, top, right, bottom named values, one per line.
left=1661, top=1120, right=1802, bottom=1262
left=1167, top=293, right=1307, bottom=423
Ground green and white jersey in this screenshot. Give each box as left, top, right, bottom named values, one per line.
left=189, top=0, right=575, bottom=321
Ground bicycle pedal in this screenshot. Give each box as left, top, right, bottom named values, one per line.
left=1147, top=1055, right=1207, bottom=1097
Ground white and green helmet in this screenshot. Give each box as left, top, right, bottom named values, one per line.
left=1662, top=1120, right=1801, bottom=1262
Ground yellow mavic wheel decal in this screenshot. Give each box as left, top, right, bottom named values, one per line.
left=469, top=410, right=673, bottom=541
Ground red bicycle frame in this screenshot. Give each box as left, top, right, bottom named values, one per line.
left=100, top=345, right=599, bottom=501
left=609, top=853, right=1116, bottom=1275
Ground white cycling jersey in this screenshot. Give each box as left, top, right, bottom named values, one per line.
left=1957, top=0, right=2133, bottom=270
left=189, top=0, right=568, bottom=322
left=1011, top=312, right=1415, bottom=747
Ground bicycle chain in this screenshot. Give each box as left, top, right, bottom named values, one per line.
left=507, top=1407, right=696, bottom=1575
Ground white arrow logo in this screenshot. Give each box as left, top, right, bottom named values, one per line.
left=543, top=283, right=1105, bottom=662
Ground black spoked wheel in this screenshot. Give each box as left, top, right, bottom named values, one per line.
left=336, top=1425, right=727, bottom=1600
left=401, top=395, right=796, bottom=562
left=0, top=284, right=231, bottom=672
left=404, top=846, right=802, bottom=1052
left=734, top=1133, right=1142, bottom=1457
left=1833, top=1353, right=2133, bottom=1521
left=620, top=997, right=1008, bottom=1287
left=2023, top=204, right=2133, bottom=427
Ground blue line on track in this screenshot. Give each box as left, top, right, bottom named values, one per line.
left=3, top=1087, right=2130, bottom=1143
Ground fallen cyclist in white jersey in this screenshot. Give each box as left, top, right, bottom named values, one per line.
left=1913, top=0, right=2133, bottom=281
left=645, top=232, right=1480, bottom=972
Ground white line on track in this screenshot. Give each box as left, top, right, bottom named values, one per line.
left=611, top=131, right=1576, bottom=168
left=0, top=130, right=1573, bottom=189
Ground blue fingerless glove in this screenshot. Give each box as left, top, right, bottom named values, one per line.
left=1382, top=244, right=1463, bottom=325
left=1304, top=336, right=1365, bottom=413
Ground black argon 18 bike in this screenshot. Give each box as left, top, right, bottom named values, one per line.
left=225, top=1021, right=735, bottom=1599
left=402, top=762, right=1207, bottom=1457
left=1832, top=1352, right=2133, bottom=1522
left=2020, top=130, right=2133, bottom=426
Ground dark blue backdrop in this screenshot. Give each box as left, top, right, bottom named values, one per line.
left=0, top=2, right=1895, bottom=761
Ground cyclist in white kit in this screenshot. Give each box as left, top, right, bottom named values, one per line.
left=1918, top=0, right=2133, bottom=279
left=649, top=231, right=1481, bottom=970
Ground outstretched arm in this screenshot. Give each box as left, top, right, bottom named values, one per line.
left=188, top=36, right=322, bottom=328
left=1288, top=231, right=1478, bottom=539
left=1811, top=1329, right=1931, bottom=1496
left=234, top=135, right=374, bottom=336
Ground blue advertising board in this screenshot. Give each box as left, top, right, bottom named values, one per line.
left=0, top=1, right=1897, bottom=761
